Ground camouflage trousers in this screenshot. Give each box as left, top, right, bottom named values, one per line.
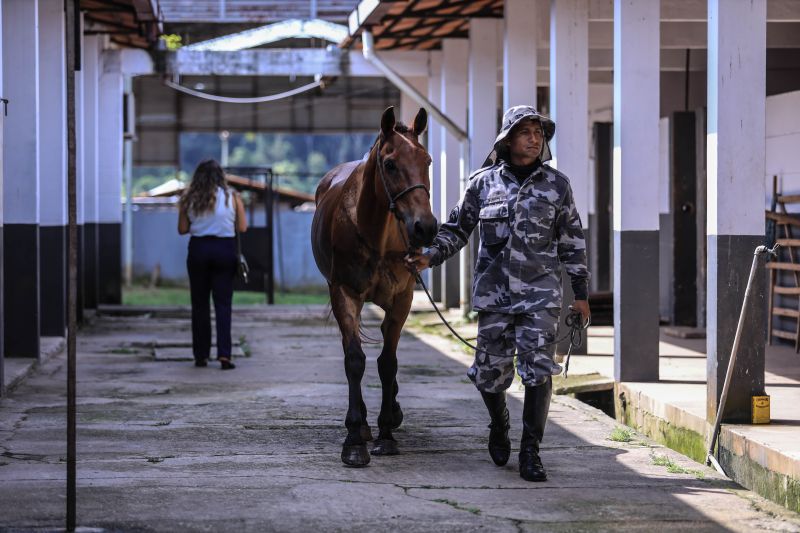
left=467, top=309, right=562, bottom=392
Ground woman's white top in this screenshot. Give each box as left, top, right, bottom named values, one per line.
left=188, top=186, right=236, bottom=237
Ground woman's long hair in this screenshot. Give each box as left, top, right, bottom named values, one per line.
left=180, top=159, right=229, bottom=216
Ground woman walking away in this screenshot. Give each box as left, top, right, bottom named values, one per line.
left=178, top=159, right=247, bottom=370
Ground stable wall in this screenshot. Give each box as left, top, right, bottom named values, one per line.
left=130, top=202, right=326, bottom=290
left=766, top=90, right=800, bottom=206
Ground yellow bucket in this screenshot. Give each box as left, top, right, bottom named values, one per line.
left=752, top=395, right=770, bottom=424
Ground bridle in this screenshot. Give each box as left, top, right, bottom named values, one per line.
left=374, top=138, right=430, bottom=217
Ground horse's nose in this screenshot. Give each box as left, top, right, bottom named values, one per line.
left=411, top=217, right=438, bottom=246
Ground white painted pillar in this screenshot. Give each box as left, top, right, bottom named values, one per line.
left=550, top=0, right=590, bottom=355
left=427, top=51, right=443, bottom=301
left=706, top=0, right=767, bottom=423
left=82, top=35, right=100, bottom=309
left=503, top=0, right=538, bottom=110
left=37, top=0, right=67, bottom=337
left=468, top=18, right=500, bottom=173
left=399, top=76, right=427, bottom=127
left=549, top=0, right=589, bottom=220
left=612, top=0, right=660, bottom=382
left=2, top=0, right=40, bottom=357
left=468, top=18, right=500, bottom=314
left=97, top=48, right=123, bottom=304
left=0, top=0, right=4, bottom=388
left=440, top=39, right=468, bottom=309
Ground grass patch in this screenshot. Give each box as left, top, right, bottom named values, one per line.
left=123, top=286, right=328, bottom=306
left=108, top=347, right=139, bottom=355
left=651, top=452, right=706, bottom=479
left=609, top=427, right=634, bottom=442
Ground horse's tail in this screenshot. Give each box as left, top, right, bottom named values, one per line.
left=324, top=299, right=380, bottom=345
left=359, top=323, right=382, bottom=345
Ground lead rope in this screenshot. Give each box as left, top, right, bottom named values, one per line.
left=391, top=215, right=589, bottom=376
left=374, top=139, right=589, bottom=377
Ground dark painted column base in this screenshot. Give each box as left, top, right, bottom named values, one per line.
left=98, top=222, right=122, bottom=305
left=613, top=230, right=660, bottom=382
left=40, top=225, right=66, bottom=337
left=0, top=226, right=4, bottom=394
left=4, top=224, right=40, bottom=357
left=442, top=254, right=460, bottom=310
left=431, top=265, right=442, bottom=302
left=707, top=234, right=766, bottom=423
left=76, top=225, right=84, bottom=323
left=84, top=223, right=99, bottom=310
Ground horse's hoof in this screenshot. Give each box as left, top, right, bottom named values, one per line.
left=371, top=439, right=399, bottom=456
left=341, top=444, right=371, bottom=467
left=360, top=424, right=374, bottom=442
left=391, top=405, right=404, bottom=429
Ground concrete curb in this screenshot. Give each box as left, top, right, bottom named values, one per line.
left=3, top=336, right=65, bottom=396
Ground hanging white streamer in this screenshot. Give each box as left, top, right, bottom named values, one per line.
left=163, top=78, right=323, bottom=104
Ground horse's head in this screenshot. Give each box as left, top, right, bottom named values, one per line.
left=376, top=106, right=438, bottom=248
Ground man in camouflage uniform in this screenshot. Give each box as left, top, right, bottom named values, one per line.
left=406, top=105, right=590, bottom=482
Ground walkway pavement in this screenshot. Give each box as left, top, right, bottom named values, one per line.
left=1, top=305, right=799, bottom=531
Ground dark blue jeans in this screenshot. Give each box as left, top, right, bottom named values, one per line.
left=187, top=236, right=237, bottom=361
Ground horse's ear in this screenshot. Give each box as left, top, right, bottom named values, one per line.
left=381, top=106, right=396, bottom=139
left=413, top=107, right=428, bottom=136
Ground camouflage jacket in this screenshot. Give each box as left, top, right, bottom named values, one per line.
left=428, top=162, right=589, bottom=314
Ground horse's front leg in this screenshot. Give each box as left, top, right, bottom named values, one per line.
left=330, top=285, right=370, bottom=467
left=372, top=289, right=412, bottom=456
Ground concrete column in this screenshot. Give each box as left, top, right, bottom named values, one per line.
left=97, top=48, right=123, bottom=305
left=440, top=39, right=468, bottom=310
left=82, top=35, right=100, bottom=310
left=706, top=0, right=767, bottom=423
left=612, top=0, right=660, bottom=382
left=503, top=0, right=538, bottom=110
left=550, top=0, right=589, bottom=355
left=0, top=0, right=5, bottom=391
left=38, top=0, right=67, bottom=337
left=427, top=51, right=443, bottom=301
left=2, top=0, right=40, bottom=358
left=468, top=19, right=500, bottom=173
left=468, top=19, right=500, bottom=313
left=398, top=76, right=427, bottom=127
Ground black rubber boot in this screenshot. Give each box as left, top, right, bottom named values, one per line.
left=519, top=377, right=552, bottom=482
left=480, top=390, right=511, bottom=466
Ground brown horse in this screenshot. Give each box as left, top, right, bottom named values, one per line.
left=311, top=106, right=438, bottom=466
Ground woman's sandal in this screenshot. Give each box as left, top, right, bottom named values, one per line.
left=219, top=357, right=236, bottom=370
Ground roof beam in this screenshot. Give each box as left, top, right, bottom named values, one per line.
left=184, top=19, right=348, bottom=51
left=165, top=48, right=434, bottom=77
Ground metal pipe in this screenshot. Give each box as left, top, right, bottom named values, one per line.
left=706, top=244, right=777, bottom=475
left=65, top=0, right=78, bottom=529
left=123, top=77, right=134, bottom=288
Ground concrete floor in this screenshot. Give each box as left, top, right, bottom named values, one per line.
left=1, top=305, right=799, bottom=531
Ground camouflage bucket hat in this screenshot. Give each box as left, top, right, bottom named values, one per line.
left=483, top=105, right=556, bottom=166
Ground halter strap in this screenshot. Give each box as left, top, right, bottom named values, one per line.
left=375, top=140, right=430, bottom=214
